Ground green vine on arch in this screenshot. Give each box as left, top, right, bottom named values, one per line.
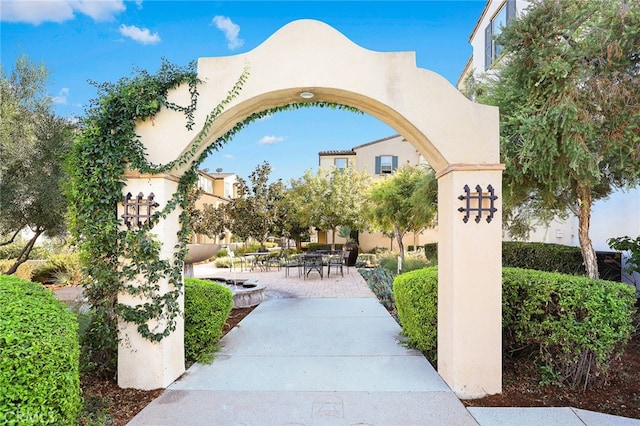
left=68, top=59, right=362, bottom=374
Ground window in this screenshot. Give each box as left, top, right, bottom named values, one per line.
left=334, top=158, right=348, bottom=172
left=224, top=182, right=233, bottom=198
left=375, top=155, right=398, bottom=174
left=197, top=175, right=213, bottom=194
left=484, top=0, right=516, bottom=70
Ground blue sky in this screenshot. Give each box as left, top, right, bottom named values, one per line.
left=1, top=0, right=486, bottom=183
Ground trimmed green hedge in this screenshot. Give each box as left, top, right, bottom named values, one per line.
left=502, top=242, right=585, bottom=275
left=0, top=276, right=81, bottom=425
left=392, top=267, right=636, bottom=389
left=502, top=267, right=636, bottom=388
left=184, top=278, right=234, bottom=364
left=393, top=267, right=438, bottom=362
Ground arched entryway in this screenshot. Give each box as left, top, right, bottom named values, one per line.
left=120, top=19, right=503, bottom=399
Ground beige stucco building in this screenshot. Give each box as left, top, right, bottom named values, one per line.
left=192, top=170, right=237, bottom=245
left=318, top=134, right=437, bottom=252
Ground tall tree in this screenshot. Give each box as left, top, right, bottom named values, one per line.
left=475, top=0, right=640, bottom=278
left=289, top=165, right=371, bottom=250
left=0, top=56, right=75, bottom=274
left=366, top=165, right=438, bottom=260
left=226, top=162, right=286, bottom=249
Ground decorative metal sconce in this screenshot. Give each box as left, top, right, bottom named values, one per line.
left=121, top=192, right=159, bottom=230
left=458, top=184, right=498, bottom=223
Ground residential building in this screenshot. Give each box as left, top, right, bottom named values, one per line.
left=192, top=170, right=237, bottom=245
left=460, top=0, right=640, bottom=289
left=318, top=134, right=437, bottom=252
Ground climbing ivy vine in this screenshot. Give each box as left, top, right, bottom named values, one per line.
left=68, top=59, right=362, bottom=374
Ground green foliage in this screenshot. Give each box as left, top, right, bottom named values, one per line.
left=226, top=162, right=286, bottom=247
left=216, top=248, right=228, bottom=258
left=289, top=165, right=372, bottom=249
left=0, top=275, right=81, bottom=425
left=378, top=251, right=432, bottom=274
left=0, top=242, right=48, bottom=261
left=475, top=0, right=640, bottom=279
left=366, top=165, right=437, bottom=259
left=423, top=243, right=437, bottom=262
left=390, top=265, right=636, bottom=389
left=184, top=278, right=233, bottom=364
left=393, top=267, right=439, bottom=363
left=608, top=235, right=640, bottom=278
left=30, top=252, right=82, bottom=286
left=355, top=253, right=377, bottom=267
left=1, top=56, right=76, bottom=273
left=359, top=266, right=396, bottom=312
left=503, top=242, right=585, bottom=275
left=502, top=268, right=636, bottom=389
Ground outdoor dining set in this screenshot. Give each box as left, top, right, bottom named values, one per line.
left=234, top=250, right=351, bottom=279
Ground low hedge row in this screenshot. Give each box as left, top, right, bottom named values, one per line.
left=0, top=276, right=81, bottom=425
left=502, top=242, right=585, bottom=275
left=422, top=242, right=586, bottom=275
left=184, top=278, right=234, bottom=364
left=393, top=266, right=636, bottom=389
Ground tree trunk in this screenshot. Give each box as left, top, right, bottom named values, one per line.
left=576, top=184, right=599, bottom=279
left=4, top=228, right=44, bottom=275
left=395, top=225, right=405, bottom=262
left=331, top=227, right=336, bottom=251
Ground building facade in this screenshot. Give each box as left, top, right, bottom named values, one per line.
left=192, top=170, right=237, bottom=245
left=318, top=134, right=437, bottom=252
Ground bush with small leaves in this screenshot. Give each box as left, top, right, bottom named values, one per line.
left=0, top=275, right=81, bottom=425
left=502, top=267, right=636, bottom=388
left=393, top=267, right=438, bottom=364
left=184, top=278, right=234, bottom=364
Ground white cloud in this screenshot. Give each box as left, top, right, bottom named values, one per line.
left=222, top=154, right=235, bottom=159
left=1, top=0, right=126, bottom=24
left=119, top=24, right=160, bottom=45
left=212, top=15, right=244, bottom=50
left=258, top=135, right=284, bottom=146
left=52, top=87, right=70, bottom=104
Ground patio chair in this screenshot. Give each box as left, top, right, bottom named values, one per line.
left=283, top=254, right=303, bottom=277
left=327, top=252, right=345, bottom=277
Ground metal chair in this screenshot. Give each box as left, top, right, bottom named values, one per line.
left=283, top=254, right=303, bottom=277
left=327, top=252, right=345, bottom=277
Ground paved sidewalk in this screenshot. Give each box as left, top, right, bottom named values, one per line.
left=128, top=263, right=640, bottom=426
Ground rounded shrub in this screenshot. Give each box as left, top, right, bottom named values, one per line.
left=0, top=275, right=81, bottom=425
left=393, top=266, right=438, bottom=363
left=184, top=278, right=234, bottom=364
left=502, top=267, right=636, bottom=388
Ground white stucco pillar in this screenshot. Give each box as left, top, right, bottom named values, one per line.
left=436, top=165, right=504, bottom=398
left=117, top=173, right=185, bottom=390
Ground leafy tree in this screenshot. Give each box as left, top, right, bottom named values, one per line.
left=366, top=165, right=438, bottom=261
left=186, top=185, right=228, bottom=241
left=475, top=0, right=640, bottom=278
left=0, top=56, right=75, bottom=274
left=226, top=162, right=286, bottom=249
left=277, top=190, right=311, bottom=250
left=289, top=165, right=371, bottom=250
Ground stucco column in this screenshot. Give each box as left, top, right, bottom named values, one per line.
left=117, top=173, right=185, bottom=390
left=436, top=164, right=504, bottom=398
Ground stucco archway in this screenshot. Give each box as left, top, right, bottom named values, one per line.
left=121, top=19, right=504, bottom=399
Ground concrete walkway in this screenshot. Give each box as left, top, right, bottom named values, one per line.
left=127, top=264, right=639, bottom=426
